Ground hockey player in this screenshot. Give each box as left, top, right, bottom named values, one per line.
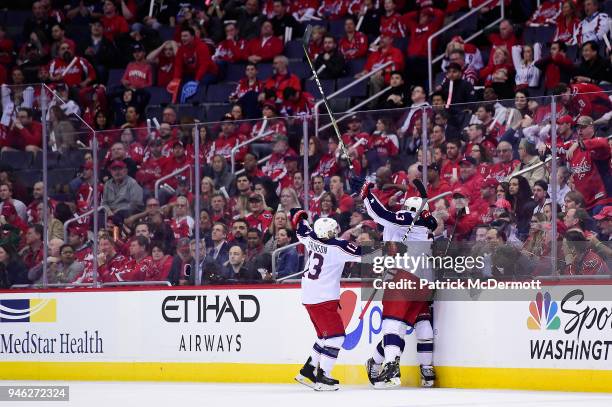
left=291, top=209, right=362, bottom=391
left=360, top=181, right=438, bottom=388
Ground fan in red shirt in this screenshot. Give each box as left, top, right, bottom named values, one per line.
left=313, top=137, right=342, bottom=180
left=355, top=35, right=404, bottom=85
left=135, top=139, right=165, bottom=191
left=403, top=7, right=445, bottom=58
left=420, top=163, right=452, bottom=201
left=116, top=236, right=156, bottom=282
left=93, top=236, right=131, bottom=283
left=554, top=82, right=612, bottom=120
left=280, top=87, right=315, bottom=118
left=246, top=21, right=283, bottom=64
left=338, top=16, right=368, bottom=60
left=147, top=242, right=174, bottom=281
left=245, top=193, right=273, bottom=232
left=229, top=63, right=263, bottom=103
left=210, top=115, right=241, bottom=161
left=380, top=0, right=406, bottom=38
left=2, top=108, right=43, bottom=152
left=534, top=41, right=574, bottom=92
left=49, top=42, right=96, bottom=89
left=330, top=175, right=354, bottom=213
left=457, top=157, right=485, bottom=204
left=261, top=56, right=302, bottom=103
left=317, top=0, right=350, bottom=20
left=488, top=141, right=520, bottom=182
left=101, top=0, right=129, bottom=41
left=556, top=116, right=610, bottom=211
left=342, top=115, right=371, bottom=157
left=121, top=43, right=153, bottom=89
left=173, top=26, right=218, bottom=85
left=487, top=19, right=520, bottom=63
left=262, top=136, right=297, bottom=182
left=250, top=103, right=288, bottom=143
left=445, top=187, right=481, bottom=241
left=146, top=40, right=177, bottom=88
left=213, top=22, right=247, bottom=64
left=440, top=140, right=462, bottom=185
left=553, top=1, right=580, bottom=43
left=161, top=141, right=193, bottom=190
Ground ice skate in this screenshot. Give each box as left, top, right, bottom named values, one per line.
left=295, top=357, right=317, bottom=389
left=365, top=357, right=381, bottom=386
left=374, top=357, right=401, bottom=389
left=314, top=369, right=339, bottom=391
left=420, top=364, right=435, bottom=388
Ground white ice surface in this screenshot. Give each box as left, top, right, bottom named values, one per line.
left=2, top=381, right=612, bottom=407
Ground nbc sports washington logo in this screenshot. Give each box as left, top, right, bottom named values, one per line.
left=527, top=290, right=612, bottom=361
left=0, top=299, right=57, bottom=323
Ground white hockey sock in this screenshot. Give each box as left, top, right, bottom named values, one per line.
left=415, top=319, right=434, bottom=366
left=310, top=338, right=325, bottom=368
left=319, top=336, right=344, bottom=376
left=373, top=340, right=385, bottom=364
left=382, top=318, right=407, bottom=364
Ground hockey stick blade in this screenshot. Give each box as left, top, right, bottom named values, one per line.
left=302, top=25, right=313, bottom=48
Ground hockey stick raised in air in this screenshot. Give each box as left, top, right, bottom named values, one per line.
left=302, top=25, right=353, bottom=171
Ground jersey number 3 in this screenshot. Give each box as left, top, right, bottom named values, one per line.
left=305, top=252, right=324, bottom=280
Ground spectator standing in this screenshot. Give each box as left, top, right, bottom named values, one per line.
left=553, top=0, right=580, bottom=43
left=573, top=0, right=610, bottom=46
left=209, top=222, right=230, bottom=267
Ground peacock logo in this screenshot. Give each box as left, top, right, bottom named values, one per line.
left=0, top=299, right=57, bottom=323
left=527, top=292, right=560, bottom=330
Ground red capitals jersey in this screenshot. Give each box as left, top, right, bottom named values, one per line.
left=263, top=73, right=302, bottom=102
left=403, top=9, right=445, bottom=58
left=559, top=137, right=610, bottom=210
left=371, top=187, right=400, bottom=208
left=156, top=53, right=175, bottom=87
left=440, top=158, right=461, bottom=185
left=528, top=0, right=562, bottom=25
left=488, top=160, right=520, bottom=182
left=135, top=155, right=165, bottom=190
left=99, top=253, right=134, bottom=282
left=101, top=14, right=129, bottom=41
left=342, top=131, right=371, bottom=156
left=49, top=56, right=96, bottom=87
left=567, top=83, right=612, bottom=119
left=210, top=133, right=239, bottom=161
left=246, top=210, right=274, bottom=232
left=251, top=119, right=287, bottom=143
left=368, top=133, right=399, bottom=159
left=280, top=92, right=315, bottom=118
left=148, top=256, right=174, bottom=281
left=247, top=35, right=284, bottom=62
left=427, top=180, right=452, bottom=202
left=169, top=216, right=194, bottom=239
left=339, top=32, right=368, bottom=60
left=121, top=61, right=153, bottom=89
left=186, top=142, right=213, bottom=166
left=262, top=149, right=297, bottom=182
left=460, top=173, right=485, bottom=204
left=214, top=38, right=247, bottom=63
left=76, top=182, right=103, bottom=215
left=174, top=38, right=217, bottom=81
left=313, top=153, right=339, bottom=179
left=160, top=155, right=192, bottom=189
left=380, top=12, right=406, bottom=38
left=564, top=249, right=609, bottom=275
left=230, top=78, right=263, bottom=100
left=289, top=0, right=318, bottom=17
left=363, top=46, right=405, bottom=83
left=317, top=0, right=349, bottom=20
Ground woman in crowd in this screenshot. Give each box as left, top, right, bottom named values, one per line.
left=0, top=244, right=28, bottom=288
left=511, top=43, right=542, bottom=90
left=509, top=175, right=537, bottom=241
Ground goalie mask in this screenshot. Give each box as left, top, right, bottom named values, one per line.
left=313, top=218, right=340, bottom=240
left=403, top=196, right=428, bottom=214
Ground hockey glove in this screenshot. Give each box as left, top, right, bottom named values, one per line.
left=359, top=182, right=373, bottom=200
left=290, top=209, right=309, bottom=229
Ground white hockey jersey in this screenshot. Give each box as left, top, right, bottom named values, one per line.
left=363, top=190, right=436, bottom=280
left=296, top=220, right=362, bottom=305
left=573, top=12, right=610, bottom=45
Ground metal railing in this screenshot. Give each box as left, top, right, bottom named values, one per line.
left=318, top=86, right=392, bottom=133
left=63, top=206, right=111, bottom=242
left=154, top=165, right=192, bottom=201
left=428, top=0, right=505, bottom=92
left=230, top=129, right=274, bottom=174
left=314, top=61, right=393, bottom=140
left=101, top=281, right=172, bottom=287
left=235, top=154, right=272, bottom=176
left=10, top=283, right=95, bottom=289
left=272, top=242, right=303, bottom=279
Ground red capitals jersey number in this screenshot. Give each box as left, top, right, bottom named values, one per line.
left=304, top=252, right=324, bottom=280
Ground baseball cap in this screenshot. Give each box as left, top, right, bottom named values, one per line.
left=109, top=160, right=126, bottom=169
left=262, top=101, right=277, bottom=112
left=1, top=202, right=17, bottom=217
left=177, top=175, right=189, bottom=185
left=348, top=115, right=360, bottom=122
left=483, top=177, right=498, bottom=189
left=576, top=116, right=594, bottom=127
left=221, top=113, right=234, bottom=122
left=593, top=206, right=612, bottom=220
left=83, top=161, right=94, bottom=170
left=459, top=157, right=477, bottom=167
left=172, top=140, right=185, bottom=148
left=452, top=187, right=469, bottom=198
left=132, top=43, right=144, bottom=52
left=418, top=163, right=441, bottom=173
left=556, top=115, right=573, bottom=125
left=68, top=224, right=88, bottom=237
